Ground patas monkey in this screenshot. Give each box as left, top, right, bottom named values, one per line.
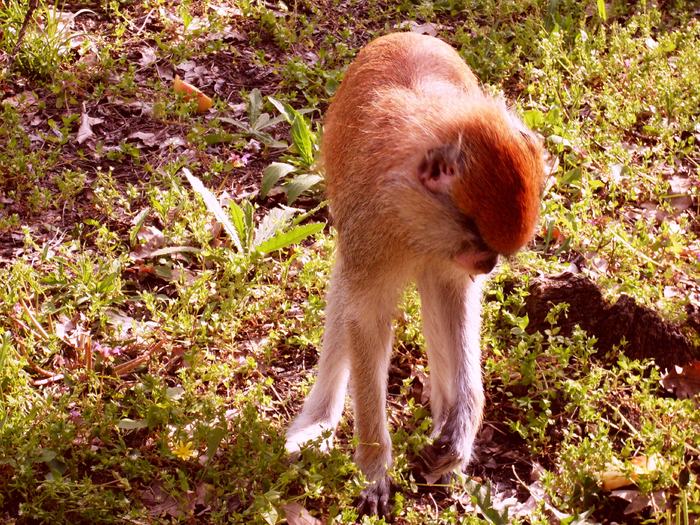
left=286, top=32, right=545, bottom=516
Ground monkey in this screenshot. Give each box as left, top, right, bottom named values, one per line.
left=285, top=32, right=545, bottom=517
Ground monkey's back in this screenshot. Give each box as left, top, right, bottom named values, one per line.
left=322, top=32, right=480, bottom=202
left=322, top=32, right=544, bottom=257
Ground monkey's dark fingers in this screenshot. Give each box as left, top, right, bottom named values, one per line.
left=417, top=437, right=464, bottom=477
left=409, top=465, right=454, bottom=498
left=356, top=476, right=393, bottom=520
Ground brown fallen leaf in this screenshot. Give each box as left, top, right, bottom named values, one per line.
left=611, top=489, right=666, bottom=515
left=406, top=21, right=438, bottom=36
left=173, top=75, right=213, bottom=113
left=2, top=90, right=38, bottom=110
left=195, top=481, right=214, bottom=507
left=128, top=131, right=159, bottom=147
left=137, top=481, right=212, bottom=518
left=282, top=502, right=322, bottom=525
left=140, top=482, right=185, bottom=518
left=129, top=225, right=165, bottom=261
left=76, top=104, right=104, bottom=144
left=660, top=361, right=700, bottom=399
left=138, top=46, right=158, bottom=68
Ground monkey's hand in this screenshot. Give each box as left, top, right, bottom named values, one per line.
left=356, top=475, right=392, bottom=519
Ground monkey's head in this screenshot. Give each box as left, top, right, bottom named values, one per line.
left=416, top=98, right=545, bottom=275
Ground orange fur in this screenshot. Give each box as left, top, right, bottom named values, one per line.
left=322, top=31, right=544, bottom=256
left=449, top=105, right=544, bottom=254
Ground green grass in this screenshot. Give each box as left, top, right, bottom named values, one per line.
left=0, top=0, right=698, bottom=523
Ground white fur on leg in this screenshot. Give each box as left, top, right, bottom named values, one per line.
left=285, top=364, right=349, bottom=454
left=286, top=264, right=352, bottom=454
left=417, top=268, right=486, bottom=472
left=286, top=422, right=334, bottom=454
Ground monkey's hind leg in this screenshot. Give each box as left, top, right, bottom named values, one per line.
left=347, top=305, right=395, bottom=518
left=416, top=270, right=485, bottom=477
left=286, top=276, right=351, bottom=454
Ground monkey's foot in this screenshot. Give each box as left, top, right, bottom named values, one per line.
left=411, top=467, right=454, bottom=491
left=356, top=476, right=393, bottom=519
left=416, top=435, right=466, bottom=479
left=285, top=422, right=334, bottom=456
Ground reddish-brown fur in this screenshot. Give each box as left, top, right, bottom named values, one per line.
left=322, top=31, right=543, bottom=256
left=450, top=107, right=543, bottom=254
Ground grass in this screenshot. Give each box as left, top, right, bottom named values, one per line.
left=0, top=0, right=698, bottom=523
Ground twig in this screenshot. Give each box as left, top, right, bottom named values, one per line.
left=428, top=492, right=439, bottom=516
left=269, top=382, right=291, bottom=419
left=135, top=8, right=155, bottom=36
left=113, top=354, right=150, bottom=376
left=78, top=331, right=93, bottom=371
left=113, top=339, right=164, bottom=376
left=19, top=298, right=51, bottom=340
left=9, top=0, right=39, bottom=68
left=33, top=373, right=65, bottom=386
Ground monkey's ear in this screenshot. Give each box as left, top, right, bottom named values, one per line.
left=417, top=144, right=462, bottom=194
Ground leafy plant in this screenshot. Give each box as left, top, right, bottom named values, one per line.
left=219, top=88, right=289, bottom=148
left=260, top=97, right=324, bottom=204
left=228, top=198, right=325, bottom=255
left=0, top=0, right=92, bottom=78
left=183, top=167, right=325, bottom=257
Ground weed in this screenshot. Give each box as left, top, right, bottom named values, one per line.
left=259, top=97, right=324, bottom=203
left=0, top=0, right=91, bottom=78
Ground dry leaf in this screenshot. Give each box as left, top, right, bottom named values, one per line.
left=667, top=175, right=693, bottom=210
left=660, top=362, right=700, bottom=399
left=54, top=315, right=77, bottom=342
left=513, top=479, right=573, bottom=520
left=105, top=308, right=157, bottom=340
left=156, top=63, right=174, bottom=79
left=413, top=367, right=430, bottom=405
left=120, top=100, right=154, bottom=116
left=141, top=482, right=187, bottom=518
left=398, top=20, right=438, bottom=36
left=76, top=106, right=104, bottom=144
left=159, top=135, right=187, bottom=149
left=2, top=90, right=38, bottom=110
left=609, top=163, right=628, bottom=184
left=130, top=225, right=165, bottom=260
left=282, top=502, right=322, bottom=525
left=669, top=175, right=692, bottom=194
left=663, top=286, right=680, bottom=299
left=611, top=489, right=666, bottom=515
left=141, top=481, right=213, bottom=518
left=208, top=4, right=243, bottom=17
left=195, top=482, right=214, bottom=506
left=543, top=148, right=560, bottom=176
left=128, top=131, right=159, bottom=147
left=139, top=47, right=158, bottom=68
